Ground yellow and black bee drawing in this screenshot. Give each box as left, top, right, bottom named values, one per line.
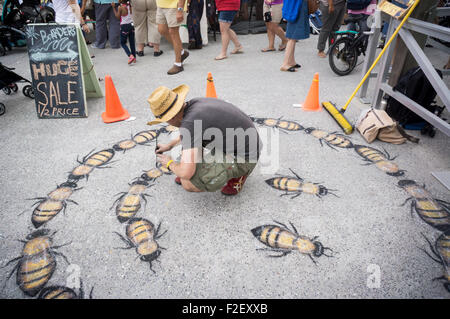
left=140, top=163, right=172, bottom=182
left=354, top=145, right=405, bottom=177
left=249, top=116, right=304, bottom=133
left=398, top=180, right=450, bottom=232
left=38, top=280, right=93, bottom=299
left=421, top=230, right=450, bottom=293
left=2, top=229, right=70, bottom=297
left=265, top=168, right=338, bottom=199
left=68, top=148, right=115, bottom=181
left=29, top=181, right=81, bottom=228
left=113, top=130, right=160, bottom=153
left=251, top=220, right=333, bottom=263
left=158, top=125, right=179, bottom=135
left=114, top=218, right=166, bottom=273
left=111, top=180, right=153, bottom=223
left=303, top=127, right=354, bottom=150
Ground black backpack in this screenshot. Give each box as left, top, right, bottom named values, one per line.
left=386, top=67, right=443, bottom=125
left=347, top=0, right=372, bottom=10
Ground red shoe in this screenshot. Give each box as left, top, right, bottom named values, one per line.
left=221, top=175, right=248, bottom=196
left=175, top=177, right=181, bottom=185
left=128, top=55, right=135, bottom=64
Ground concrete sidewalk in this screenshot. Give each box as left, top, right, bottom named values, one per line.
left=0, top=31, right=449, bottom=299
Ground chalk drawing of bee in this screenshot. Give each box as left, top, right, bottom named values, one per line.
left=265, top=168, right=338, bottom=199
left=111, top=180, right=153, bottom=223
left=38, top=280, right=93, bottom=299
left=421, top=230, right=450, bottom=293
left=113, top=130, right=160, bottom=153
left=114, top=218, right=167, bottom=273
left=398, top=180, right=450, bottom=232
left=303, top=127, right=354, bottom=150
left=140, top=164, right=172, bottom=182
left=29, top=181, right=81, bottom=228
left=249, top=116, right=304, bottom=133
left=353, top=145, right=405, bottom=176
left=251, top=220, right=333, bottom=263
left=68, top=148, right=115, bottom=181
left=2, top=230, right=70, bottom=297
left=158, top=125, right=179, bottom=134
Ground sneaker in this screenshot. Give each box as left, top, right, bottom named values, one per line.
left=91, top=43, right=104, bottom=49
left=181, top=50, right=189, bottom=62
left=175, top=177, right=181, bottom=185
left=167, top=64, right=184, bottom=75
left=128, top=55, right=135, bottom=64
left=221, top=175, right=248, bottom=196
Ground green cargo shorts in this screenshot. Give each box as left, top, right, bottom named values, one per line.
left=189, top=151, right=257, bottom=192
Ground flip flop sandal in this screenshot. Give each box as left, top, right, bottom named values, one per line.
left=214, top=56, right=227, bottom=60
left=261, top=48, right=276, bottom=52
left=280, top=66, right=296, bottom=72
left=293, top=64, right=301, bottom=68
left=278, top=45, right=287, bottom=51
left=231, top=47, right=244, bottom=54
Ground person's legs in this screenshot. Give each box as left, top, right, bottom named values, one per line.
left=148, top=0, right=162, bottom=53
left=93, top=3, right=108, bottom=48
left=129, top=26, right=136, bottom=57
left=168, top=26, right=182, bottom=63
left=133, top=6, right=147, bottom=53
left=107, top=5, right=121, bottom=48
left=228, top=27, right=242, bottom=52
left=120, top=26, right=131, bottom=56
left=157, top=23, right=172, bottom=45
left=281, top=39, right=297, bottom=71
left=180, top=179, right=203, bottom=192
left=317, top=2, right=332, bottom=57
left=262, top=22, right=276, bottom=51
left=217, top=21, right=231, bottom=59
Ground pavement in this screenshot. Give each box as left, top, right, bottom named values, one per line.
left=0, top=30, right=449, bottom=299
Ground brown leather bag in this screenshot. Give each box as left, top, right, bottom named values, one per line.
left=308, top=0, right=319, bottom=14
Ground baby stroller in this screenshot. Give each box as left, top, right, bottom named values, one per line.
left=0, top=63, right=34, bottom=116
left=0, top=0, right=55, bottom=55
left=309, top=9, right=323, bottom=35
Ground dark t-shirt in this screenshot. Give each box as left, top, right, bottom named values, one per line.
left=180, top=97, right=262, bottom=161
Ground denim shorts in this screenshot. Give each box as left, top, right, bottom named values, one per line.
left=218, top=10, right=237, bottom=23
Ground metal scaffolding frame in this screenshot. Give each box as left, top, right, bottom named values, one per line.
left=370, top=14, right=450, bottom=137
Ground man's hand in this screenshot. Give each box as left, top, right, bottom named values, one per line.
left=155, top=143, right=172, bottom=154
left=176, top=10, right=183, bottom=23
left=82, top=24, right=90, bottom=33
left=156, top=154, right=172, bottom=168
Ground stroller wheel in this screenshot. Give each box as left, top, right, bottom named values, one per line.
left=11, top=83, right=18, bottom=93
left=0, top=103, right=5, bottom=116
left=27, top=87, right=35, bottom=99
left=23, top=85, right=33, bottom=98
left=3, top=87, right=11, bottom=95
left=0, top=44, right=5, bottom=56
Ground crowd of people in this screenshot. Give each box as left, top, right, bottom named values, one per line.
left=47, top=0, right=379, bottom=74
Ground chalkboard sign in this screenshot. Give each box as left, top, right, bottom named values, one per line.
left=25, top=23, right=88, bottom=118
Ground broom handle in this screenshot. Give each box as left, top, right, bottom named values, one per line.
left=340, top=0, right=421, bottom=113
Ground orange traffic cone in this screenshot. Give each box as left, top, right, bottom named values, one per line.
left=206, top=72, right=217, bottom=98
left=301, top=73, right=321, bottom=112
left=102, top=75, right=130, bottom=123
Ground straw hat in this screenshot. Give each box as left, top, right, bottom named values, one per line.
left=147, top=85, right=190, bottom=125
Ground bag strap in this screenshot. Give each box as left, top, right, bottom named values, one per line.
left=395, top=122, right=420, bottom=143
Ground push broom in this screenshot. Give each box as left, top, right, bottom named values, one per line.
left=322, top=0, right=421, bottom=134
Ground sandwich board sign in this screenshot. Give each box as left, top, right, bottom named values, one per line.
left=25, top=23, right=102, bottom=118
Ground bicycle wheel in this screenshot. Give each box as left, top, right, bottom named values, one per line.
left=329, top=37, right=358, bottom=76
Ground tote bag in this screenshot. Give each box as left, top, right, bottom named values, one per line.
left=282, top=0, right=302, bottom=23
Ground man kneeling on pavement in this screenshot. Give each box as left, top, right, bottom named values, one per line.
left=148, top=85, right=262, bottom=195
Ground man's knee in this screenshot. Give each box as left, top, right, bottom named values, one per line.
left=180, top=179, right=201, bottom=192
left=158, top=24, right=168, bottom=35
